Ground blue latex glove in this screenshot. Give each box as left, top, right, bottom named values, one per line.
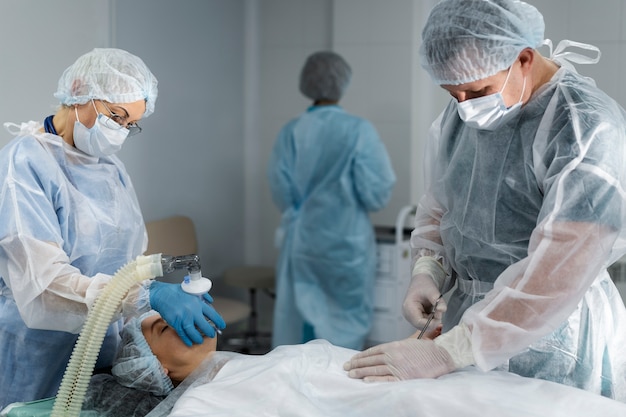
left=149, top=281, right=226, bottom=346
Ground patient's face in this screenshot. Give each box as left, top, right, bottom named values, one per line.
left=142, top=313, right=218, bottom=383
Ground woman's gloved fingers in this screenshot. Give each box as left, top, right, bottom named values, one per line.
left=180, top=307, right=221, bottom=344
left=194, top=312, right=217, bottom=339
left=180, top=323, right=203, bottom=346
left=202, top=302, right=226, bottom=329
left=202, top=293, right=214, bottom=304
left=149, top=280, right=223, bottom=344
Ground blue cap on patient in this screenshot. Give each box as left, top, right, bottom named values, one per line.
left=111, top=310, right=174, bottom=396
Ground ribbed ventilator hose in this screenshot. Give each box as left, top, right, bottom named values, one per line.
left=51, top=254, right=163, bottom=417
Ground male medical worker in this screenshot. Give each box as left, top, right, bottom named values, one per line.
left=345, top=0, right=626, bottom=402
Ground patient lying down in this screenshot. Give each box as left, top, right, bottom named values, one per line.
left=84, top=310, right=436, bottom=416
left=82, top=310, right=218, bottom=416
left=85, top=311, right=626, bottom=417
left=112, top=310, right=218, bottom=395
left=111, top=310, right=436, bottom=394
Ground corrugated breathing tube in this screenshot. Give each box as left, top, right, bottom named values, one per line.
left=50, top=254, right=163, bottom=417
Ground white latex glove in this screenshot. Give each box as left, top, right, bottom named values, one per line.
left=344, top=323, right=475, bottom=383
left=343, top=338, right=456, bottom=382
left=402, top=272, right=447, bottom=329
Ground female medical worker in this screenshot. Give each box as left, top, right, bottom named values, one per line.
left=345, top=0, right=626, bottom=401
left=269, top=51, right=396, bottom=350
left=0, top=48, right=225, bottom=408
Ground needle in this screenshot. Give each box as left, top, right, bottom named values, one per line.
left=417, top=295, right=442, bottom=339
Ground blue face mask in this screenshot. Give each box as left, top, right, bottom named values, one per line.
left=456, top=67, right=526, bottom=131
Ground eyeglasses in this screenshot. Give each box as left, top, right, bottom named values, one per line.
left=98, top=101, right=142, bottom=137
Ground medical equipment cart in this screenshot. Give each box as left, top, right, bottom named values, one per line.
left=366, top=205, right=417, bottom=347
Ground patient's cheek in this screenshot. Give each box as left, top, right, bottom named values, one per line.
left=201, top=335, right=218, bottom=353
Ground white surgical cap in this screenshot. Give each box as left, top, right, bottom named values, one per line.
left=111, top=310, right=174, bottom=396
left=54, top=48, right=158, bottom=117
left=419, top=0, right=544, bottom=85
left=299, top=51, right=352, bottom=102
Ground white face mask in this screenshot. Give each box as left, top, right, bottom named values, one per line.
left=456, top=67, right=526, bottom=131
left=73, top=104, right=129, bottom=157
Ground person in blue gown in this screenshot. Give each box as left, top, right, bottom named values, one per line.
left=268, top=51, right=396, bottom=350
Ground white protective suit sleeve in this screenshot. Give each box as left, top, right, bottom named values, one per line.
left=0, top=124, right=151, bottom=333
left=0, top=234, right=151, bottom=334
left=466, top=221, right=617, bottom=370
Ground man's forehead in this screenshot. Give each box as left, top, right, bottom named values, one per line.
left=441, top=68, right=507, bottom=90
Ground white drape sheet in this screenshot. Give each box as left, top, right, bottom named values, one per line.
left=155, top=340, right=626, bottom=417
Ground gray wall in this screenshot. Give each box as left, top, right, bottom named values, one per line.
left=1, top=0, right=625, bottom=324
left=0, top=1, right=110, bottom=140
left=114, top=0, right=247, bottom=293
left=0, top=0, right=249, bottom=301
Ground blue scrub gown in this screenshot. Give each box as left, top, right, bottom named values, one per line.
left=268, top=105, right=396, bottom=350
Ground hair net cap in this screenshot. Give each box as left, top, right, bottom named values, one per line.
left=300, top=51, right=352, bottom=102
left=54, top=48, right=158, bottom=117
left=419, top=0, right=544, bottom=85
left=111, top=310, right=174, bottom=396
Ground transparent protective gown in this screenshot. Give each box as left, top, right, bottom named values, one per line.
left=412, top=66, right=626, bottom=400
left=269, top=105, right=396, bottom=350
left=0, top=121, right=148, bottom=408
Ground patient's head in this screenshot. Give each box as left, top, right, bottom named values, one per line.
left=111, top=310, right=217, bottom=395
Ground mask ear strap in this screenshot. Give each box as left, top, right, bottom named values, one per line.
left=91, top=99, right=99, bottom=114
left=517, top=76, right=527, bottom=103
left=74, top=106, right=81, bottom=124
left=499, top=66, right=513, bottom=94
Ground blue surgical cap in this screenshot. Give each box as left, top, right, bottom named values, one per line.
left=111, top=311, right=174, bottom=396
left=54, top=48, right=158, bottom=117
left=419, top=0, right=544, bottom=85
left=299, top=51, right=352, bottom=102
